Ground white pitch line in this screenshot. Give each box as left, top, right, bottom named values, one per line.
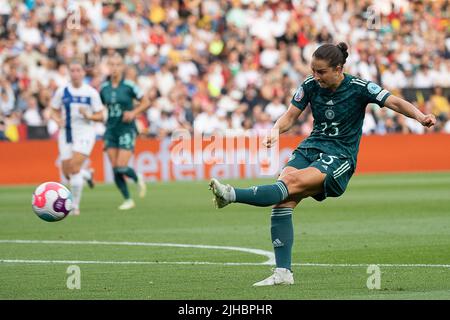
left=292, top=263, right=450, bottom=268
left=0, top=259, right=450, bottom=268
left=0, top=240, right=449, bottom=268
left=0, top=239, right=275, bottom=265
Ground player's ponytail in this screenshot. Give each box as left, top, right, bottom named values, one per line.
left=313, top=42, right=349, bottom=68
left=336, top=42, right=348, bottom=65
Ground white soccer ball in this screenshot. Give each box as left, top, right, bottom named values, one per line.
left=31, top=182, right=72, bottom=222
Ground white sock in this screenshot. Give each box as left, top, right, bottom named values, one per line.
left=70, top=172, right=84, bottom=209
left=80, top=169, right=92, bottom=181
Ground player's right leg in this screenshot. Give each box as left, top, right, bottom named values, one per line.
left=209, top=166, right=325, bottom=208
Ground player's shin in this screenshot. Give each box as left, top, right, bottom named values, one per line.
left=234, top=181, right=289, bottom=206
left=117, top=166, right=138, bottom=183
left=113, top=167, right=130, bottom=199
left=271, top=207, right=294, bottom=270
left=69, top=171, right=84, bottom=210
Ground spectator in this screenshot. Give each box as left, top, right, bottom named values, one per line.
left=381, top=63, right=407, bottom=90
left=0, top=0, right=448, bottom=142
left=264, top=95, right=287, bottom=122
left=22, top=96, right=43, bottom=127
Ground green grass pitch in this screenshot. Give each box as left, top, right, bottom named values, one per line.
left=0, top=172, right=449, bottom=300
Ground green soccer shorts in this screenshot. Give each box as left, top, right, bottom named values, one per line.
left=104, top=130, right=137, bottom=151
left=285, top=147, right=354, bottom=201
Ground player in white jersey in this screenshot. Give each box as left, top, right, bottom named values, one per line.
left=50, top=61, right=104, bottom=215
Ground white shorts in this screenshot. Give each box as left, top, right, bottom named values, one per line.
left=58, top=128, right=96, bottom=161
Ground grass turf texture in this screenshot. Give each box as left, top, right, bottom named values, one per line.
left=0, top=172, right=449, bottom=299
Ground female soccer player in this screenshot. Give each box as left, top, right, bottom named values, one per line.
left=50, top=60, right=104, bottom=216
left=100, top=53, right=150, bottom=210
left=209, top=43, right=436, bottom=286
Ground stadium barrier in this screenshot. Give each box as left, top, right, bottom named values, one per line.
left=1, top=134, right=449, bottom=185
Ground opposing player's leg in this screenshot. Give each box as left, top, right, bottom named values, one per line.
left=80, top=167, right=95, bottom=189
left=68, top=151, right=89, bottom=215
left=61, top=160, right=72, bottom=181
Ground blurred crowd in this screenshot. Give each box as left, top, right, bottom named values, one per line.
left=0, top=0, right=449, bottom=142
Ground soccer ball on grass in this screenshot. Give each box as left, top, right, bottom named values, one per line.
left=31, top=182, right=72, bottom=222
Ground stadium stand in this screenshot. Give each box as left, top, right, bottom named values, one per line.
left=0, top=0, right=449, bottom=141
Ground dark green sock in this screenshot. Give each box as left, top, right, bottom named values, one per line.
left=117, top=166, right=138, bottom=183
left=234, top=181, right=289, bottom=207
left=271, top=207, right=294, bottom=270
left=113, top=167, right=130, bottom=199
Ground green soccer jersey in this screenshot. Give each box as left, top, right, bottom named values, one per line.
left=291, top=74, right=391, bottom=165
left=100, top=79, right=143, bottom=133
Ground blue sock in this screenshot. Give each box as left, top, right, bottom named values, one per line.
left=271, top=207, right=294, bottom=270
left=234, top=181, right=289, bottom=207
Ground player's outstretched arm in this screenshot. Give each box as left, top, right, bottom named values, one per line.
left=384, top=95, right=436, bottom=128
left=263, top=103, right=303, bottom=148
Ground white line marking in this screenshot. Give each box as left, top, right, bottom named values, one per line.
left=0, top=260, right=449, bottom=268
left=0, top=240, right=449, bottom=268
left=0, top=239, right=275, bottom=265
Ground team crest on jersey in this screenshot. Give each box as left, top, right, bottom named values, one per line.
left=325, top=109, right=335, bottom=120
left=367, top=82, right=382, bottom=94
left=294, top=86, right=304, bottom=101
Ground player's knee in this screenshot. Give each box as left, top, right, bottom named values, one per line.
left=280, top=174, right=308, bottom=196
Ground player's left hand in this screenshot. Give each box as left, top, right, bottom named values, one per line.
left=419, top=114, right=436, bottom=128
left=122, top=111, right=135, bottom=123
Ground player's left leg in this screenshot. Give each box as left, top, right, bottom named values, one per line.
left=253, top=191, right=302, bottom=287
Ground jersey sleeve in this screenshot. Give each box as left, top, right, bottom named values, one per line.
left=290, top=80, right=312, bottom=111
left=90, top=89, right=104, bottom=113
left=50, top=87, right=64, bottom=110
left=361, top=82, right=391, bottom=107
left=125, top=80, right=144, bottom=101
left=99, top=82, right=109, bottom=104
